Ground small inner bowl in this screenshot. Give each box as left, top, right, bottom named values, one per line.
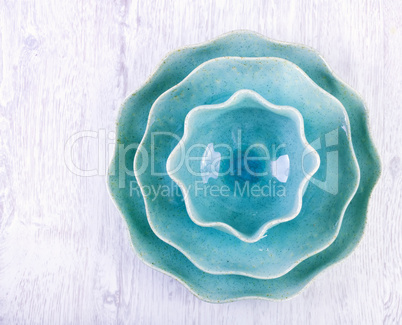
left=167, top=90, right=320, bottom=243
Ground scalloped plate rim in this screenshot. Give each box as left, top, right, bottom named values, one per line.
left=107, top=30, right=381, bottom=302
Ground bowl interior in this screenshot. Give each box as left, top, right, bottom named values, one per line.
left=167, top=90, right=320, bottom=242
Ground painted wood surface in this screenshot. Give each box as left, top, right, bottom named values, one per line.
left=0, top=0, right=401, bottom=324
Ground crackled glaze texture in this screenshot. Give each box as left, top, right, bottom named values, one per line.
left=108, top=31, right=381, bottom=302
left=134, top=57, right=360, bottom=279
left=167, top=90, right=320, bottom=243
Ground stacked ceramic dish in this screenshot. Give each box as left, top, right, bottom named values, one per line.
left=108, top=31, right=380, bottom=302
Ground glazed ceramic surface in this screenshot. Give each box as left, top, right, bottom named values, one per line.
left=166, top=89, right=320, bottom=243
left=134, top=57, right=359, bottom=279
left=108, top=31, right=381, bottom=302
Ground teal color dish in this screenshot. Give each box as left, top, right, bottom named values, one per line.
left=134, top=57, right=360, bottom=279
left=166, top=89, right=320, bottom=243
left=107, top=31, right=381, bottom=302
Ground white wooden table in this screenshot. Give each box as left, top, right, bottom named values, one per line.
left=1, top=0, right=401, bottom=324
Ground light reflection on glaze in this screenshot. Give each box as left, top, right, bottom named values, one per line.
left=201, top=143, right=221, bottom=183
left=271, top=154, right=290, bottom=183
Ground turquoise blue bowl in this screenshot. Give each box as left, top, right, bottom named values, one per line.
left=108, top=30, right=381, bottom=302
left=135, top=57, right=360, bottom=279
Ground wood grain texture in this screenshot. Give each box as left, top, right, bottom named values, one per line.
left=0, top=0, right=401, bottom=324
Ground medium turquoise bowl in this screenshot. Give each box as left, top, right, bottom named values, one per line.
left=108, top=31, right=381, bottom=302
left=135, top=56, right=360, bottom=279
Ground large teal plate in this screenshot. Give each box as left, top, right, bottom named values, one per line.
left=108, top=31, right=380, bottom=302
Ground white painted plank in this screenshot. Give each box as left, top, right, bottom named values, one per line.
left=0, top=0, right=401, bottom=324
